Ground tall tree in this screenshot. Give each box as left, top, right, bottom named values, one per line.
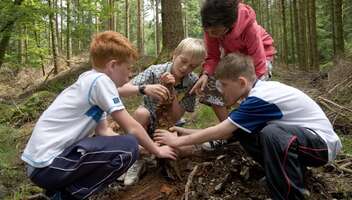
left=67, top=0, right=72, bottom=67
left=0, top=0, right=24, bottom=68
left=334, top=0, right=344, bottom=57
left=137, top=0, right=144, bottom=55
left=48, top=0, right=59, bottom=74
left=160, top=0, right=184, bottom=57
left=280, top=0, right=288, bottom=64
left=125, top=0, right=130, bottom=39
left=155, top=0, right=161, bottom=55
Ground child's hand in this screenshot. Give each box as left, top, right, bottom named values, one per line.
left=160, top=72, right=176, bottom=85
left=144, top=84, right=170, bottom=101
left=156, top=145, right=178, bottom=160
left=154, top=129, right=179, bottom=147
left=169, top=126, right=186, bottom=136
left=190, top=74, right=208, bottom=95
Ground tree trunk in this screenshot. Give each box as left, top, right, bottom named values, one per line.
left=49, top=0, right=59, bottom=74
left=125, top=0, right=130, bottom=39
left=0, top=0, right=24, bottom=68
left=137, top=0, right=144, bottom=55
left=67, top=0, right=72, bottom=67
left=155, top=0, right=161, bottom=55
left=160, top=0, right=184, bottom=60
left=334, top=0, right=344, bottom=57
left=289, top=0, right=296, bottom=64
left=281, top=0, right=288, bottom=65
left=183, top=1, right=188, bottom=37
left=298, top=0, right=308, bottom=70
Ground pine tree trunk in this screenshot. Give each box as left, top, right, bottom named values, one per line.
left=289, top=0, right=296, bottom=64
left=155, top=0, right=161, bottom=55
left=125, top=0, right=130, bottom=39
left=298, top=0, right=308, bottom=70
left=281, top=0, right=288, bottom=65
left=159, top=0, right=184, bottom=61
left=137, top=0, right=144, bottom=55
left=334, top=0, right=344, bottom=57
left=0, top=0, right=24, bottom=68
left=49, top=0, right=59, bottom=74
left=67, top=0, right=72, bottom=67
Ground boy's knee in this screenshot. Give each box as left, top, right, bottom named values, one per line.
left=133, top=107, right=151, bottom=124
left=260, top=124, right=281, bottom=141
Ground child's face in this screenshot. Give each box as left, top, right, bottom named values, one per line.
left=172, top=53, right=202, bottom=79
left=216, top=77, right=248, bottom=106
left=205, top=26, right=229, bottom=38
left=107, top=59, right=133, bottom=87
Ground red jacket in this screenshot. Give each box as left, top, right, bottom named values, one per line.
left=203, top=3, right=276, bottom=77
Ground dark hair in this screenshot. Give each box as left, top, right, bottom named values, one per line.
left=201, top=0, right=239, bottom=29
left=215, top=53, right=256, bottom=82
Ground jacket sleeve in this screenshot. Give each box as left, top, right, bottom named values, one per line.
left=203, top=32, right=221, bottom=76
left=244, top=23, right=267, bottom=77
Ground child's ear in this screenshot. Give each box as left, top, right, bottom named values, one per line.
left=239, top=76, right=248, bottom=87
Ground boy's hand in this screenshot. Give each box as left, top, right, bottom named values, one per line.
left=145, top=84, right=170, bottom=101
left=190, top=74, right=208, bottom=95
left=169, top=126, right=186, bottom=136
left=156, top=145, right=178, bottom=160
left=160, top=72, right=176, bottom=85
left=154, top=129, right=179, bottom=147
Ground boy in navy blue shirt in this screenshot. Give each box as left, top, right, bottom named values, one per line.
left=155, top=53, right=342, bottom=200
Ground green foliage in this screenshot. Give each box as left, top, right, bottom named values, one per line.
left=1, top=91, right=56, bottom=127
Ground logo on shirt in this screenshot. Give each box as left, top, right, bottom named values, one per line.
left=113, top=97, right=121, bottom=104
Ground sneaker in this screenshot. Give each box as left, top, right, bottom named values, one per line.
left=175, top=118, right=186, bottom=127
left=201, top=140, right=228, bottom=151
left=124, top=159, right=147, bottom=186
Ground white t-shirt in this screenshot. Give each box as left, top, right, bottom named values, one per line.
left=21, top=70, right=125, bottom=168
left=228, top=80, right=342, bottom=162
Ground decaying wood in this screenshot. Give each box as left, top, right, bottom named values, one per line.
left=339, top=161, right=352, bottom=174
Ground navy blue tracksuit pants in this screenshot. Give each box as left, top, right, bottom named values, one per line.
left=28, top=135, right=139, bottom=199
left=234, top=124, right=329, bottom=200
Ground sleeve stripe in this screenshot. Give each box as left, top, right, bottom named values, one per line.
left=227, top=117, right=252, bottom=133
left=108, top=105, right=125, bottom=114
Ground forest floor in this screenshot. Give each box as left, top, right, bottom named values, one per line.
left=0, top=58, right=351, bottom=200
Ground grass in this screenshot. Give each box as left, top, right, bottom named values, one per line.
left=341, top=135, right=352, bottom=155
left=0, top=125, right=41, bottom=200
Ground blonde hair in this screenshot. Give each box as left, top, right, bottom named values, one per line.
left=90, top=31, right=138, bottom=69
left=173, top=38, right=206, bottom=62
left=215, top=53, right=256, bottom=82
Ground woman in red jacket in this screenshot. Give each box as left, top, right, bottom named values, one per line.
left=190, top=0, right=276, bottom=122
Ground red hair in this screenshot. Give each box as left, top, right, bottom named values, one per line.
left=90, top=31, right=138, bottom=68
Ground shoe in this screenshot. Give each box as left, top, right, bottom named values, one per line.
left=124, top=159, right=147, bottom=186
left=201, top=140, right=228, bottom=151
left=175, top=118, right=186, bottom=127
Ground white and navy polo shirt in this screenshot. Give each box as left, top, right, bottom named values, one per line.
left=22, top=70, right=125, bottom=168
left=228, top=80, right=342, bottom=162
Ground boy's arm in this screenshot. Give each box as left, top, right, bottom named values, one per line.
left=118, top=82, right=170, bottom=101
left=155, top=119, right=237, bottom=147
left=95, top=119, right=117, bottom=136
left=111, top=109, right=177, bottom=160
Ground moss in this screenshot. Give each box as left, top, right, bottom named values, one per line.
left=1, top=91, right=56, bottom=127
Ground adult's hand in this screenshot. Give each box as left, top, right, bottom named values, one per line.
left=189, top=74, right=208, bottom=95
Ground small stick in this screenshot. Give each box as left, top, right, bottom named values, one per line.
left=184, top=165, right=199, bottom=200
